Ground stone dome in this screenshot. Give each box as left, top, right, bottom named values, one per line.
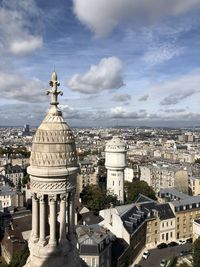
left=28, top=72, right=79, bottom=178
left=105, top=136, right=127, bottom=152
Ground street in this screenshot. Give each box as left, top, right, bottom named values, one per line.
left=137, top=243, right=192, bottom=267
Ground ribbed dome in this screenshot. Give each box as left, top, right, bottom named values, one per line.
left=28, top=71, right=78, bottom=178
left=105, top=136, right=127, bottom=152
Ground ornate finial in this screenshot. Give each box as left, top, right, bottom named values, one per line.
left=46, top=71, right=63, bottom=105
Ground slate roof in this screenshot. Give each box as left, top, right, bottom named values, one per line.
left=76, top=224, right=114, bottom=256
left=159, top=188, right=189, bottom=200
left=155, top=203, right=175, bottom=220
left=0, top=185, right=16, bottom=196
left=172, top=196, right=200, bottom=207
left=117, top=196, right=175, bottom=234
left=134, top=193, right=155, bottom=204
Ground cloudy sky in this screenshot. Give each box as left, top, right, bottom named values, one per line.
left=1, top=0, right=200, bottom=127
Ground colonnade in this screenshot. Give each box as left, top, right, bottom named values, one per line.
left=31, top=191, right=75, bottom=246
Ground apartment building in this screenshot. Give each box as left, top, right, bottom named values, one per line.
left=146, top=203, right=176, bottom=248
left=170, top=196, right=200, bottom=240
left=189, top=175, right=200, bottom=196
left=140, top=163, right=188, bottom=193
left=99, top=194, right=176, bottom=264
left=76, top=224, right=113, bottom=267
left=77, top=160, right=98, bottom=195
left=192, top=219, right=200, bottom=241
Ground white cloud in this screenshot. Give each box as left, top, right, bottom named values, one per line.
left=138, top=94, right=149, bottom=101
left=68, top=57, right=124, bottom=94
left=59, top=105, right=82, bottom=119
left=148, top=69, right=200, bottom=105
left=73, top=0, right=200, bottom=37
left=112, top=93, right=131, bottom=102
left=142, top=44, right=184, bottom=65
left=110, top=106, right=127, bottom=117
left=10, top=36, right=43, bottom=56
left=0, top=71, right=47, bottom=103
left=0, top=0, right=43, bottom=55
left=110, top=106, right=147, bottom=119
left=160, top=89, right=196, bottom=105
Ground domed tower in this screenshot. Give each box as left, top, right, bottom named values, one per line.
left=25, top=72, right=83, bottom=267
left=105, top=136, right=127, bottom=203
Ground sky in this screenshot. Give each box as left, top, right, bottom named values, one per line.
left=1, top=0, right=200, bottom=127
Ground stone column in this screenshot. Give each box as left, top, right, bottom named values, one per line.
left=67, top=193, right=71, bottom=235
left=68, top=190, right=75, bottom=237
left=32, top=193, right=39, bottom=241
left=49, top=195, right=57, bottom=246
left=39, top=194, right=46, bottom=245
left=59, top=194, right=67, bottom=242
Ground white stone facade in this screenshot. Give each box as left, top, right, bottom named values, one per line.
left=24, top=72, right=83, bottom=267
left=105, top=137, right=127, bottom=203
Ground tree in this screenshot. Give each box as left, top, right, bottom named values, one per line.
left=125, top=180, right=156, bottom=204
left=195, top=158, right=200, bottom=164
left=179, top=263, right=190, bottom=267
left=9, top=245, right=29, bottom=267
left=80, top=185, right=120, bottom=212
left=22, top=174, right=30, bottom=186
left=97, top=158, right=105, bottom=166
left=168, top=257, right=177, bottom=267
left=193, top=236, right=200, bottom=267
left=17, top=178, right=22, bottom=191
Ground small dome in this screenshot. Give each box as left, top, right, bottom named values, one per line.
left=105, top=136, right=127, bottom=152
left=106, top=136, right=126, bottom=146
left=28, top=72, right=79, bottom=178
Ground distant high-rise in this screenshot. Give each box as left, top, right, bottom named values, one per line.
left=22, top=124, right=30, bottom=136
left=24, top=72, right=83, bottom=267
left=105, top=136, right=127, bottom=203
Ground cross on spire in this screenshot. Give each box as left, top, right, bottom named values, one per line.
left=47, top=71, right=63, bottom=106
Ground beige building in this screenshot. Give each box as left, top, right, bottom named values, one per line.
left=145, top=204, right=176, bottom=248
left=76, top=225, right=113, bottom=267
left=170, top=196, right=200, bottom=240
left=77, top=160, right=98, bottom=195
left=140, top=163, right=188, bottom=193
left=189, top=176, right=200, bottom=196
left=193, top=219, right=200, bottom=241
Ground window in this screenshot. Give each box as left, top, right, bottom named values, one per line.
left=91, top=258, right=96, bottom=267
left=170, top=232, right=173, bottom=238
left=162, top=234, right=164, bottom=240
left=155, top=230, right=157, bottom=234
left=113, top=181, right=114, bottom=186
left=177, top=217, right=179, bottom=223
left=162, top=223, right=164, bottom=228
left=155, top=222, right=157, bottom=226
left=171, top=221, right=173, bottom=226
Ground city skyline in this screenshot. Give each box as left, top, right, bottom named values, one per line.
left=1, top=0, right=200, bottom=127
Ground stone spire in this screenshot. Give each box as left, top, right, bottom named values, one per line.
left=47, top=71, right=63, bottom=106
left=24, top=72, right=83, bottom=267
